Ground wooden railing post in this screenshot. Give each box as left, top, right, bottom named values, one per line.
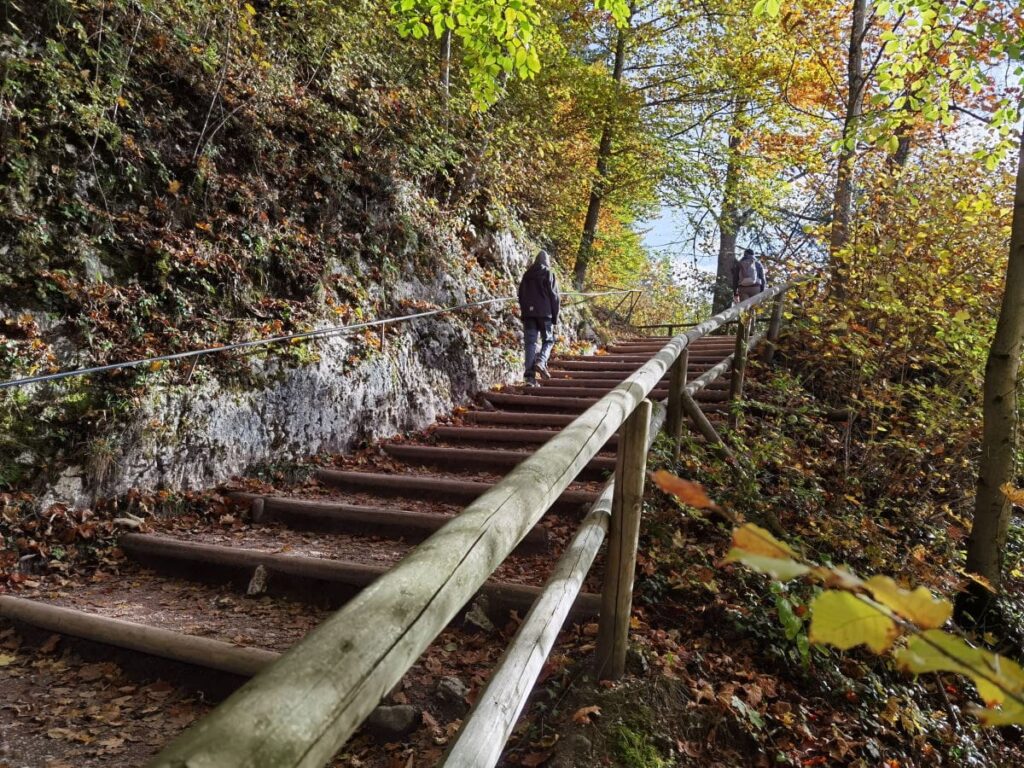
left=729, top=310, right=750, bottom=430
left=596, top=399, right=652, bottom=681
left=760, top=293, right=785, bottom=364
left=665, top=349, right=688, bottom=462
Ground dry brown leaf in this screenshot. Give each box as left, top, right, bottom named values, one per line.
left=571, top=705, right=601, bottom=724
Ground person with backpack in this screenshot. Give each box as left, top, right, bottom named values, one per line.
left=517, top=249, right=560, bottom=387
left=732, top=248, right=766, bottom=303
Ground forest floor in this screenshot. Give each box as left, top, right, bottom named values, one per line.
left=3, top=357, right=1024, bottom=768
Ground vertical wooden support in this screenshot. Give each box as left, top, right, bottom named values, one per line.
left=760, top=294, right=785, bottom=364
left=665, top=349, right=688, bottom=462
left=729, top=311, right=750, bottom=430
left=596, top=399, right=652, bottom=681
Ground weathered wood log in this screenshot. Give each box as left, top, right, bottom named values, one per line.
left=729, top=311, right=751, bottom=430
left=760, top=294, right=785, bottom=364
left=595, top=400, right=652, bottom=681
left=442, top=402, right=667, bottom=768
left=149, top=284, right=791, bottom=768
left=0, top=596, right=277, bottom=677
left=666, top=349, right=688, bottom=462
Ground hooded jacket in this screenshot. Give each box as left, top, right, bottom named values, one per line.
left=518, top=252, right=560, bottom=324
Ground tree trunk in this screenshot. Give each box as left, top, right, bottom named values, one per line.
left=573, top=18, right=630, bottom=291
left=829, top=0, right=867, bottom=297
left=439, top=29, right=452, bottom=103
left=964, top=133, right=1024, bottom=591
left=713, top=98, right=749, bottom=314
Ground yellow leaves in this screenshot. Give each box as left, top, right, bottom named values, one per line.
left=731, top=523, right=796, bottom=559
left=895, top=630, right=1024, bottom=725
left=809, top=591, right=899, bottom=654
left=0, top=653, right=15, bottom=666
left=725, top=524, right=809, bottom=581
left=864, top=576, right=952, bottom=630
left=167, top=179, right=182, bottom=195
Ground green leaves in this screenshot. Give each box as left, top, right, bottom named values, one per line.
left=389, top=0, right=545, bottom=108
left=752, top=0, right=781, bottom=18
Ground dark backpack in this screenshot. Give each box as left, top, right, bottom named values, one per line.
left=738, top=258, right=759, bottom=287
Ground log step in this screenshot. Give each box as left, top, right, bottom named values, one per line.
left=464, top=411, right=578, bottom=428
left=227, top=492, right=549, bottom=549
left=520, top=386, right=671, bottom=399
left=383, top=443, right=615, bottom=480
left=548, top=365, right=717, bottom=381
left=119, top=535, right=601, bottom=619
left=484, top=390, right=727, bottom=410
left=539, top=378, right=727, bottom=391
left=315, top=469, right=600, bottom=511
left=559, top=353, right=729, bottom=364
left=0, top=596, right=276, bottom=678
left=434, top=425, right=579, bottom=444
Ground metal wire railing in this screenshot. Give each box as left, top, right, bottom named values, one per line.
left=0, top=289, right=642, bottom=391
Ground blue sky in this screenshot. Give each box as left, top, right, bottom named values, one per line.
left=640, top=206, right=717, bottom=274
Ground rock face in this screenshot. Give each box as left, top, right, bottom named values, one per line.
left=56, top=230, right=588, bottom=505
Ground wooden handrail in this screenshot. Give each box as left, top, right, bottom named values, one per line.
left=148, top=283, right=793, bottom=768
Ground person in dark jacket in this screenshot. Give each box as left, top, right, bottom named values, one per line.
left=732, top=248, right=766, bottom=303
left=518, top=250, right=560, bottom=386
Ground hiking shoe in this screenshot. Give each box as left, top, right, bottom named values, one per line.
left=524, top=379, right=540, bottom=388
left=535, top=362, right=551, bottom=379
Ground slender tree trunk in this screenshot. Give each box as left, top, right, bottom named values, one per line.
left=439, top=29, right=452, bottom=103
left=713, top=98, right=749, bottom=314
left=573, top=17, right=629, bottom=291
left=964, top=134, right=1024, bottom=591
left=829, top=0, right=867, bottom=297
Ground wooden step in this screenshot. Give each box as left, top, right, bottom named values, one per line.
left=483, top=390, right=727, bottom=410
left=0, top=596, right=276, bottom=678
left=539, top=378, right=728, bottom=391
left=547, top=368, right=712, bottom=381
left=315, top=470, right=600, bottom=511
left=558, top=353, right=728, bottom=364
left=433, top=425, right=616, bottom=449
left=119, top=535, right=602, bottom=619
left=518, top=386, right=670, bottom=399
left=226, top=492, right=549, bottom=549
left=464, top=411, right=578, bottom=428
left=382, top=443, right=615, bottom=480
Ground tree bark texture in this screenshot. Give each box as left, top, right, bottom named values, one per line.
left=573, top=17, right=630, bottom=291
left=713, top=98, right=750, bottom=314
left=828, top=0, right=867, bottom=296
left=965, top=134, right=1024, bottom=590
left=439, top=29, right=452, bottom=103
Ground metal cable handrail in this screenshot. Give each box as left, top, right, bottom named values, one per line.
left=0, top=289, right=641, bottom=391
